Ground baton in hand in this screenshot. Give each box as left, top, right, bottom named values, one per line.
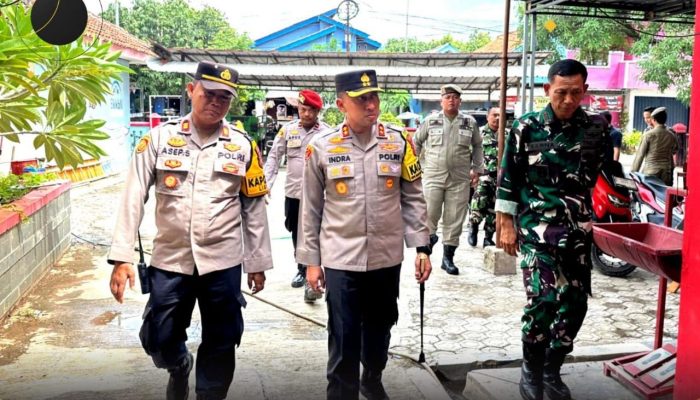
left=137, top=231, right=150, bottom=294
left=418, top=257, right=426, bottom=363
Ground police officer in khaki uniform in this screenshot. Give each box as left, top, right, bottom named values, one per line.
left=108, top=61, right=272, bottom=400
left=413, top=85, right=484, bottom=275
left=264, top=89, right=329, bottom=302
left=298, top=69, right=433, bottom=399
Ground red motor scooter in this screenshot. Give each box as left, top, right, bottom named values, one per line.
left=591, top=161, right=639, bottom=277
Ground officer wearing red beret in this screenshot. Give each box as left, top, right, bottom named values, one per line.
left=264, top=89, right=330, bottom=302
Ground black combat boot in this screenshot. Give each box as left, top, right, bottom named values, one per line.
left=483, top=231, right=495, bottom=247
left=360, top=369, right=390, bottom=400
left=429, top=234, right=439, bottom=253
left=291, top=264, right=306, bottom=288
left=441, top=245, right=459, bottom=275
left=468, top=223, right=479, bottom=247
left=167, top=352, right=193, bottom=400
left=519, top=342, right=545, bottom=400
left=543, top=347, right=572, bottom=400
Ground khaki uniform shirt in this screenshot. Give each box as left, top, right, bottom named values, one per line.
left=631, top=124, right=678, bottom=184
left=264, top=119, right=329, bottom=199
left=296, top=121, right=430, bottom=271
left=413, top=111, right=484, bottom=182
left=108, top=115, right=273, bottom=275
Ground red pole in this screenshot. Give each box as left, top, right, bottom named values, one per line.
left=673, top=2, right=700, bottom=398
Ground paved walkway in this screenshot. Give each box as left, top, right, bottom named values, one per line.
left=0, top=166, right=681, bottom=400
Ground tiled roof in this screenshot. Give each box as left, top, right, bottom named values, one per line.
left=83, top=14, right=153, bottom=56
left=474, top=32, right=521, bottom=53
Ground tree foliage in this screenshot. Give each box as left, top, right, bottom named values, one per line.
left=0, top=4, right=130, bottom=169
left=631, top=24, right=693, bottom=105
left=102, top=0, right=253, bottom=100
left=380, top=33, right=490, bottom=53
left=379, top=90, right=410, bottom=114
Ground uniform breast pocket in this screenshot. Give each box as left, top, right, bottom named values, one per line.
left=211, top=158, right=247, bottom=198
left=428, top=130, right=443, bottom=146
left=155, top=158, right=190, bottom=196
left=377, top=162, right=401, bottom=193
left=457, top=129, right=473, bottom=147
left=327, top=163, right=355, bottom=199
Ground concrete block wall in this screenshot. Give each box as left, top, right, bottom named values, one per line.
left=0, top=182, right=71, bottom=319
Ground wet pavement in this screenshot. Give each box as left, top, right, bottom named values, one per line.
left=0, top=164, right=681, bottom=400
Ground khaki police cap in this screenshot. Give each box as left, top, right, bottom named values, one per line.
left=335, top=69, right=384, bottom=97
left=440, top=84, right=463, bottom=96
left=195, top=61, right=239, bottom=97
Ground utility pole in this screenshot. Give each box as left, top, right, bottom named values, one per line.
left=404, top=0, right=409, bottom=52
left=337, top=0, right=358, bottom=54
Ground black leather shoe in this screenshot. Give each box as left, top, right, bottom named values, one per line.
left=441, top=245, right=459, bottom=275
left=291, top=266, right=306, bottom=288
left=483, top=233, right=495, bottom=247
left=467, top=224, right=478, bottom=247
left=360, top=370, right=390, bottom=400
left=543, top=348, right=571, bottom=400
left=167, top=352, right=193, bottom=400
left=519, top=342, right=545, bottom=400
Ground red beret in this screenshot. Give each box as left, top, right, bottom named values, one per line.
left=298, top=89, right=322, bottom=110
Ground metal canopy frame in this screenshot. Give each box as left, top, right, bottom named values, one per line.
left=522, top=0, right=696, bottom=24
left=151, top=44, right=550, bottom=94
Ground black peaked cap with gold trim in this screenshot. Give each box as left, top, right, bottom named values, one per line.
left=195, top=61, right=239, bottom=96
left=335, top=69, right=383, bottom=97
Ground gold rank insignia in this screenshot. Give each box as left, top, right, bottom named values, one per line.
left=222, top=163, right=239, bottom=174
left=221, top=126, right=230, bottom=138
left=336, top=180, right=348, bottom=195
left=378, top=124, right=385, bottom=137
left=220, top=69, right=232, bottom=81
left=164, top=175, right=178, bottom=189
left=379, top=143, right=401, bottom=152
left=386, top=177, right=394, bottom=189
left=168, top=137, right=187, bottom=147
left=164, top=159, right=182, bottom=169
left=305, top=145, right=313, bottom=160
left=181, top=120, right=191, bottom=132
left=328, top=146, right=350, bottom=154
left=135, top=135, right=150, bottom=154
left=224, top=143, right=241, bottom=152
left=329, top=136, right=346, bottom=144
left=342, top=125, right=350, bottom=138
left=360, top=73, right=371, bottom=87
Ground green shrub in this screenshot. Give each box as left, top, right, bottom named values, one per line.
left=622, top=130, right=643, bottom=154
left=378, top=112, right=405, bottom=126
left=322, top=107, right=344, bottom=126
left=0, top=173, right=59, bottom=205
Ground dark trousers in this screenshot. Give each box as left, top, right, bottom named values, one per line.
left=285, top=196, right=304, bottom=272
left=139, top=266, right=246, bottom=399
left=324, top=265, right=401, bottom=399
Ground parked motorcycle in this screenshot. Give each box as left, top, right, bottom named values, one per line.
left=591, top=161, right=639, bottom=277
left=630, top=172, right=684, bottom=230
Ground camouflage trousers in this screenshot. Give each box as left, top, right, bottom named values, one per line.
left=519, top=233, right=592, bottom=353
left=469, top=176, right=496, bottom=234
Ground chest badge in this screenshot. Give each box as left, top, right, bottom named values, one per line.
left=168, top=137, right=187, bottom=147
left=164, top=159, right=182, bottom=169
left=224, top=143, right=241, bottom=152
left=335, top=181, right=348, bottom=195
left=164, top=175, right=178, bottom=189
left=386, top=178, right=395, bottom=189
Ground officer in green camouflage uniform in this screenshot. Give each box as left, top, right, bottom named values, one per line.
left=468, top=107, right=500, bottom=247
left=495, top=60, right=608, bottom=400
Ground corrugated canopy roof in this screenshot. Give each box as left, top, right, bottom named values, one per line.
left=150, top=45, right=550, bottom=93
left=522, top=0, right=695, bottom=23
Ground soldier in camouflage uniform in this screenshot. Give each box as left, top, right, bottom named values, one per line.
left=468, top=107, right=501, bottom=247
left=495, top=60, right=608, bottom=400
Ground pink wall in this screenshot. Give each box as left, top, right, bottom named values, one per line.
left=566, top=50, right=658, bottom=90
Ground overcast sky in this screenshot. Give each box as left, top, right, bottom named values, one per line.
left=84, top=0, right=520, bottom=45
